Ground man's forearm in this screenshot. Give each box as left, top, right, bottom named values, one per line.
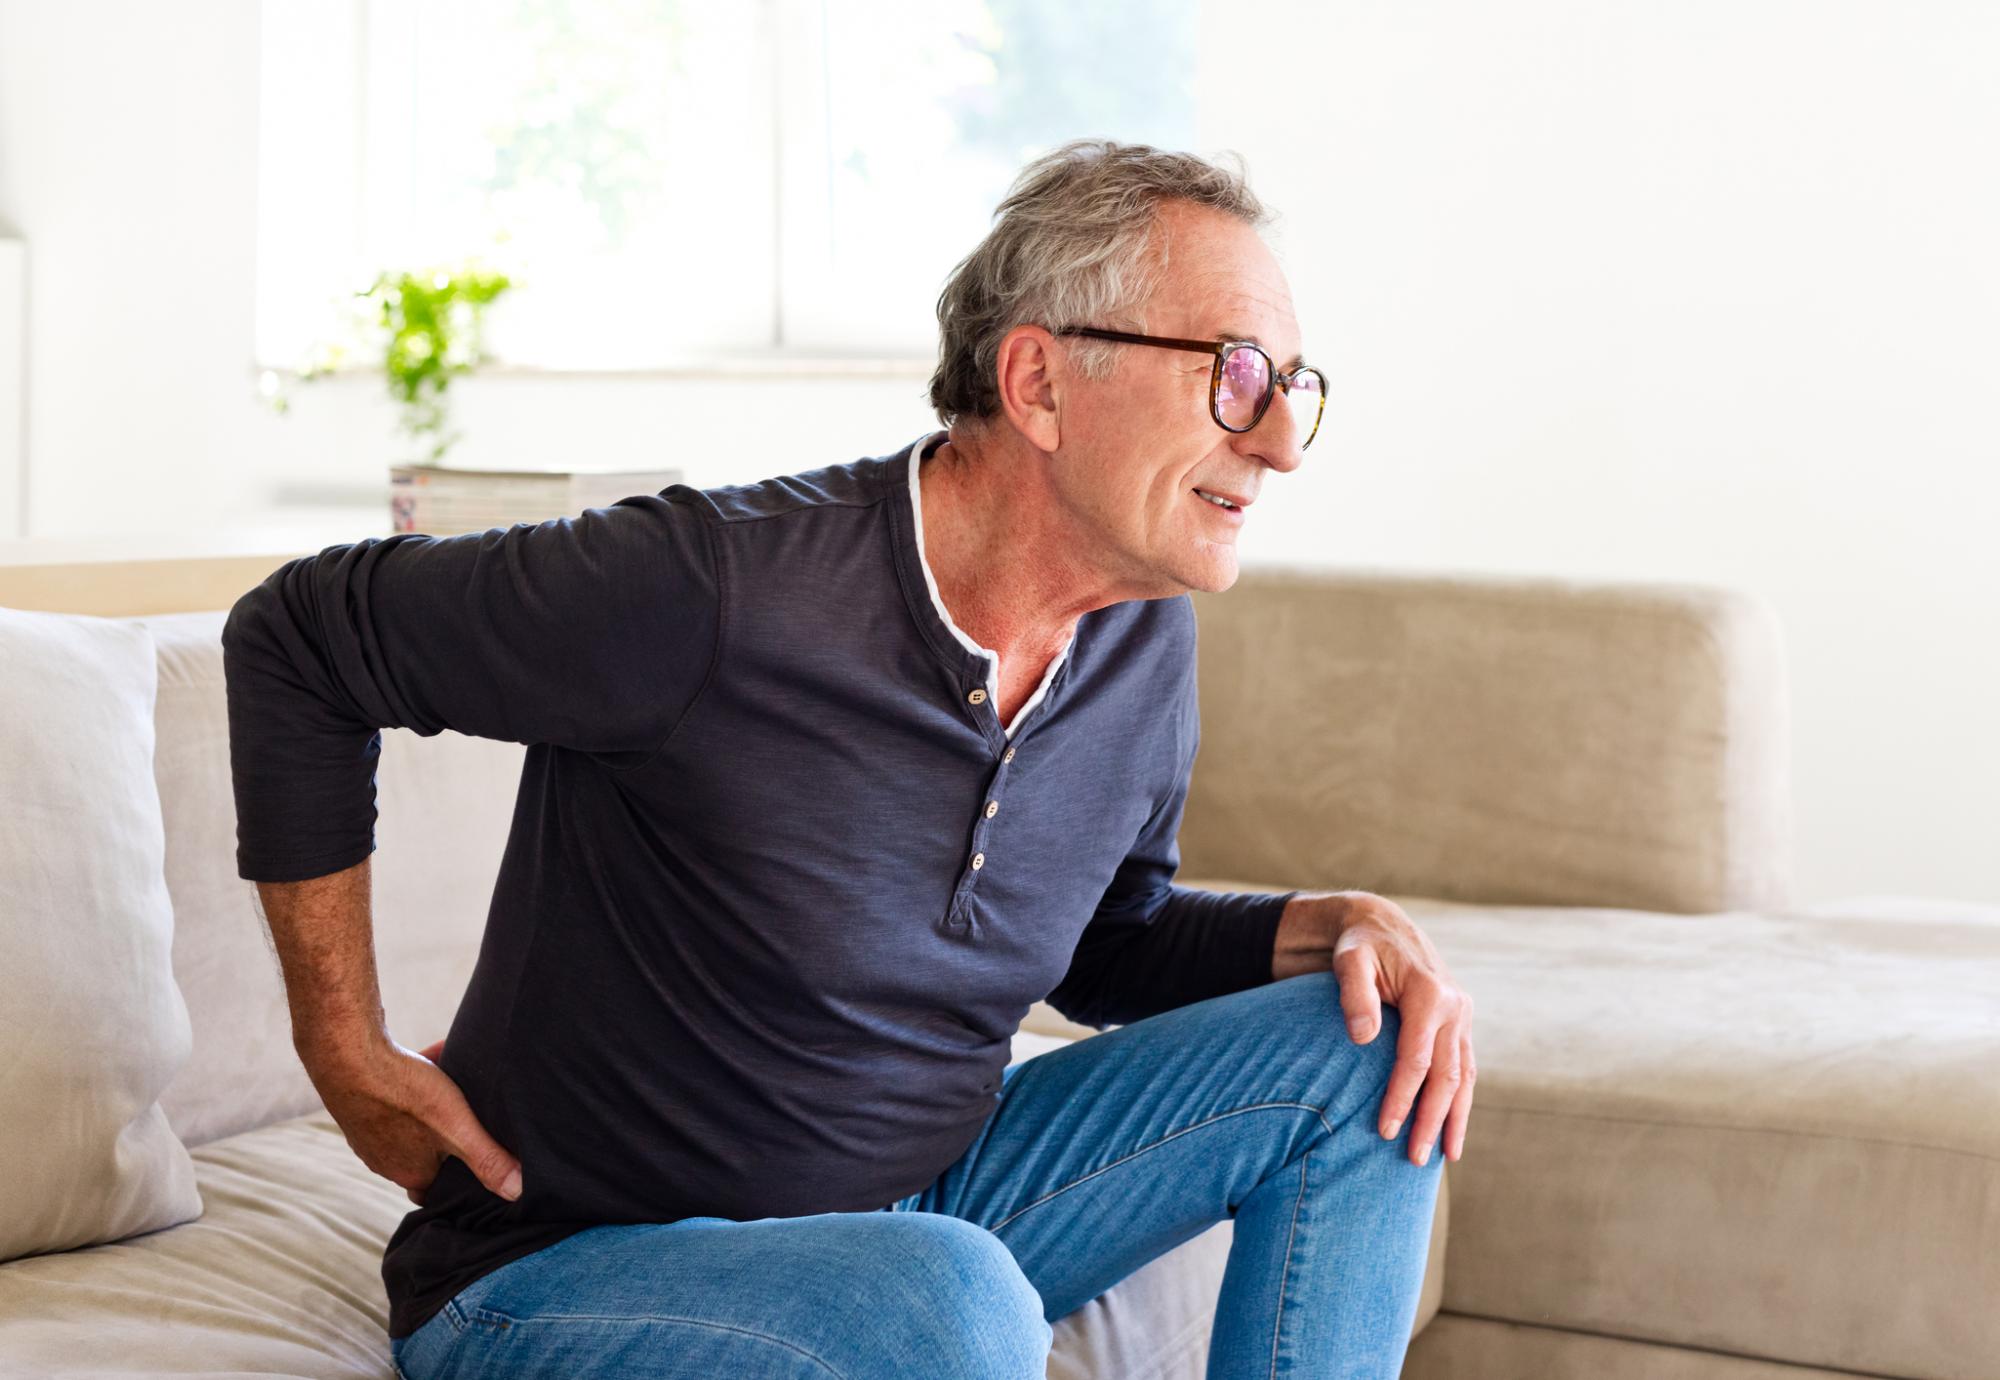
left=253, top=856, right=392, bottom=1073
left=1272, top=890, right=1348, bottom=981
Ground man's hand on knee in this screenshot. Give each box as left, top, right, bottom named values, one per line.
left=1282, top=891, right=1478, bottom=1168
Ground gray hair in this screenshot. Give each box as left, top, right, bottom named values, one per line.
left=927, top=138, right=1272, bottom=427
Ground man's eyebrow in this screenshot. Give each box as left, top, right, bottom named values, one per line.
left=1219, top=330, right=1306, bottom=372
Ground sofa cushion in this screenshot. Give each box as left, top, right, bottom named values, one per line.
left=0, top=1036, right=1265, bottom=1378
left=1404, top=1313, right=1872, bottom=1380
left=1184, top=879, right=1999, bottom=1379
left=0, top=1112, right=406, bottom=1377
left=0, top=607, right=200, bottom=1262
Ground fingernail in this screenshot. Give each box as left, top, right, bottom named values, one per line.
left=502, top=1167, right=523, bottom=1200
left=1416, top=1144, right=1430, bottom=1166
left=1384, top=1118, right=1401, bottom=1140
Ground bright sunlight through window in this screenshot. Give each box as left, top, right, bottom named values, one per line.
left=256, top=0, right=1198, bottom=373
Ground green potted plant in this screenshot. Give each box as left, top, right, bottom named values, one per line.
left=264, top=261, right=514, bottom=466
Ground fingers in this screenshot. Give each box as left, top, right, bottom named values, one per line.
left=418, top=1037, right=446, bottom=1063
left=1381, top=987, right=1475, bottom=1166
left=1400, top=1019, right=1464, bottom=1166
left=356, top=1130, right=441, bottom=1208
left=1377, top=1005, right=1435, bottom=1145
left=1444, top=1030, right=1476, bottom=1162
left=1332, top=941, right=1384, bottom=1044
left=320, top=1046, right=511, bottom=1209
left=1377, top=986, right=1475, bottom=1157
left=425, top=1076, right=524, bottom=1201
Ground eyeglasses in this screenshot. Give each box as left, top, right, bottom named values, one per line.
left=1052, top=326, right=1326, bottom=450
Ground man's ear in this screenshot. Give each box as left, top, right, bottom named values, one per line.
left=993, top=324, right=1064, bottom=455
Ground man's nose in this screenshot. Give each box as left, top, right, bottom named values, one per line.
left=1234, top=398, right=1307, bottom=474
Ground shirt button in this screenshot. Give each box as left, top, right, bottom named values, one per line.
left=971, top=851, right=985, bottom=870
left=984, top=800, right=999, bottom=818
left=1002, top=746, right=1016, bottom=763
left=967, top=688, right=987, bottom=705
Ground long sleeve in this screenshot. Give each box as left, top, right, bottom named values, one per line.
left=221, top=492, right=721, bottom=883
left=1042, top=731, right=1300, bottom=1031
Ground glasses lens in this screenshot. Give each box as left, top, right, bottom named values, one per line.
left=1285, top=367, right=1326, bottom=449
left=1215, top=344, right=1272, bottom=430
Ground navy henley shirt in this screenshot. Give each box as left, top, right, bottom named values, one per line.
left=219, top=429, right=1298, bottom=1340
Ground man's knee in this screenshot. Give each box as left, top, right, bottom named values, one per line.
left=1248, top=970, right=1410, bottom=1113
left=873, top=1213, right=1051, bottom=1377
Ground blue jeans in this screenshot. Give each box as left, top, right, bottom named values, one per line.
left=391, top=971, right=1444, bottom=1378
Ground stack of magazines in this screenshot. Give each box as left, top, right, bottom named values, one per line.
left=389, top=463, right=685, bottom=536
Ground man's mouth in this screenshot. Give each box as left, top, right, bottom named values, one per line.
left=1192, top=488, right=1243, bottom=511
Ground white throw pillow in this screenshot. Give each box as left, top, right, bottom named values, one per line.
left=0, top=606, right=200, bottom=1261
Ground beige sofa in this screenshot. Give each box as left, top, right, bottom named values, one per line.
left=0, top=555, right=1992, bottom=1379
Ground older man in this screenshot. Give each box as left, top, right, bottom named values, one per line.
left=223, top=139, right=1473, bottom=1379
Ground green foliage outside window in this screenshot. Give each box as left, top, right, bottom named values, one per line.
left=266, top=263, right=513, bottom=466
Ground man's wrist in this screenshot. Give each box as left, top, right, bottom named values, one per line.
left=1272, top=890, right=1347, bottom=981
left=292, top=1008, right=394, bottom=1080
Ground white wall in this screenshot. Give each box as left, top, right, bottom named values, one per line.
left=0, top=0, right=1993, bottom=904
left=0, top=1, right=267, bottom=538
left=1205, top=3, right=2000, bottom=908
left=0, top=237, right=22, bottom=535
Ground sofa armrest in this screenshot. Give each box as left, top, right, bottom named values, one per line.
left=1021, top=1000, right=1106, bottom=1042
left=1180, top=563, right=1794, bottom=914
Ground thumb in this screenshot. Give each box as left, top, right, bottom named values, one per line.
left=1336, top=942, right=1385, bottom=1044
left=429, top=1087, right=523, bottom=1202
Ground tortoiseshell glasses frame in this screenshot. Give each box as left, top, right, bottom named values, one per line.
left=1051, top=325, right=1326, bottom=449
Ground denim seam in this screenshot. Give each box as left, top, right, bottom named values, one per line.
left=1269, top=1155, right=1307, bottom=1380
left=463, top=1308, right=849, bottom=1378
left=988, top=1100, right=1334, bottom=1235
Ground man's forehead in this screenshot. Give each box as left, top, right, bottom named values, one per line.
left=1144, top=201, right=1304, bottom=357
left=1160, top=274, right=1304, bottom=363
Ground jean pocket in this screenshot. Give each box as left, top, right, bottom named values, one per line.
left=393, top=1303, right=477, bottom=1380
left=460, top=1301, right=517, bottom=1335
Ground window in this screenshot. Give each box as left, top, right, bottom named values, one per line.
left=256, top=0, right=1199, bottom=372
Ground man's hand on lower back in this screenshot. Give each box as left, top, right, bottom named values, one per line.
left=304, top=1033, right=522, bottom=1209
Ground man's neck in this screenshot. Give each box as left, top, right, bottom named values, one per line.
left=918, top=427, right=1140, bottom=662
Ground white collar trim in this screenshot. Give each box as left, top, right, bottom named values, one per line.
left=906, top=430, right=1073, bottom=739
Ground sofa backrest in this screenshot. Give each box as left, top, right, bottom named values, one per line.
left=1183, top=565, right=1795, bottom=915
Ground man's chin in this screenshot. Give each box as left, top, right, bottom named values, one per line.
left=1175, top=546, right=1241, bottom=595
